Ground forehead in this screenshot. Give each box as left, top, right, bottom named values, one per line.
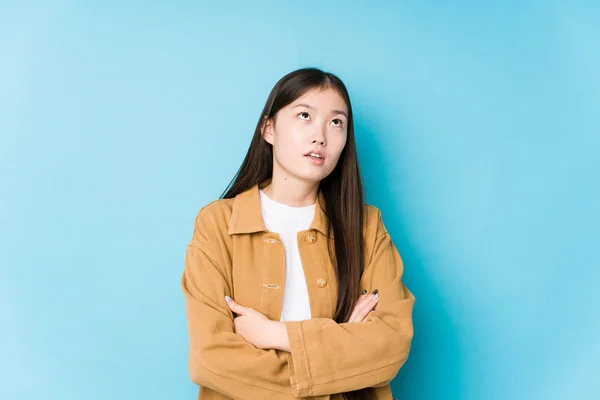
left=290, top=88, right=348, bottom=114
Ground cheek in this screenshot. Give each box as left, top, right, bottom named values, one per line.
left=273, top=126, right=304, bottom=155
left=330, top=134, right=347, bottom=158
left=322, top=136, right=346, bottom=169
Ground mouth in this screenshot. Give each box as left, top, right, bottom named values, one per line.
left=304, top=151, right=325, bottom=166
left=304, top=151, right=324, bottom=161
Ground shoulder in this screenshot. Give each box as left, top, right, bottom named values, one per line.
left=361, top=203, right=399, bottom=267
left=192, top=198, right=235, bottom=236
left=363, top=203, right=388, bottom=238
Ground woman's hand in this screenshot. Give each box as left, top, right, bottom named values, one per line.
left=347, top=289, right=379, bottom=323
left=224, top=296, right=290, bottom=351
left=223, top=288, right=378, bottom=352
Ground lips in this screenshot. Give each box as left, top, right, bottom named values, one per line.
left=304, top=150, right=325, bottom=166
left=304, top=150, right=324, bottom=160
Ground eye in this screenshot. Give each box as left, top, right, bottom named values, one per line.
left=298, top=112, right=310, bottom=120
left=331, top=118, right=344, bottom=127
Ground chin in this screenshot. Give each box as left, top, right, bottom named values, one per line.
left=280, top=162, right=334, bottom=183
left=297, top=171, right=332, bottom=183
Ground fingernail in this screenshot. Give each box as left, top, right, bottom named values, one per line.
left=361, top=290, right=367, bottom=295
left=372, top=289, right=379, bottom=295
left=372, top=307, right=376, bottom=311
left=224, top=296, right=232, bottom=303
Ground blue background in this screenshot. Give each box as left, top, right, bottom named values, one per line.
left=1, top=1, right=599, bottom=399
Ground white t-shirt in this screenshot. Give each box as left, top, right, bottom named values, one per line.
left=259, top=189, right=315, bottom=322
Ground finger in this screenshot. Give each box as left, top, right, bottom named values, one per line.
left=349, top=289, right=376, bottom=323
left=348, top=290, right=368, bottom=322
left=225, top=296, right=248, bottom=316
left=348, top=289, right=369, bottom=322
left=361, top=304, right=379, bottom=323
left=352, top=289, right=379, bottom=322
left=361, top=291, right=380, bottom=322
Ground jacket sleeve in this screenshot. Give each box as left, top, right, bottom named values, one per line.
left=283, top=212, right=415, bottom=397
left=181, top=209, right=298, bottom=399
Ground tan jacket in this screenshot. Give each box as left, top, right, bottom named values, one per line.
left=181, top=183, right=415, bottom=399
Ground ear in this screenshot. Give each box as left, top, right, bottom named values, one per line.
left=261, top=116, right=275, bottom=145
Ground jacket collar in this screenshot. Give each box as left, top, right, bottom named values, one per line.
left=228, top=181, right=328, bottom=236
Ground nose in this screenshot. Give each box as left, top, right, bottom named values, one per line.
left=311, top=125, right=327, bottom=146
left=312, top=137, right=325, bottom=146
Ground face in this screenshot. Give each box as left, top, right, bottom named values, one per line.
left=262, top=87, right=349, bottom=183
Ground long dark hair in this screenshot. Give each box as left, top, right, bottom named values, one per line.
left=221, top=68, right=373, bottom=400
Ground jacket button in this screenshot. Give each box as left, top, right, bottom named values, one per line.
left=317, top=278, right=327, bottom=288
left=305, top=232, right=316, bottom=244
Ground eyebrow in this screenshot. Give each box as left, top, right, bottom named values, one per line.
left=293, top=103, right=348, bottom=118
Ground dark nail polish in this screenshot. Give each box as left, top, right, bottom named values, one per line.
left=361, top=290, right=367, bottom=295
left=372, top=307, right=376, bottom=311
left=372, top=289, right=379, bottom=295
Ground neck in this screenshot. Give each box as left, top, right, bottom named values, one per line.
left=263, top=172, right=319, bottom=207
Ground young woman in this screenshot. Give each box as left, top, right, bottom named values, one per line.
left=181, top=68, right=415, bottom=400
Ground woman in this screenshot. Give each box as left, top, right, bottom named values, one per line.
left=181, top=68, right=415, bottom=400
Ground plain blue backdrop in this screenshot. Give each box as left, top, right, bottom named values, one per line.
left=1, top=1, right=599, bottom=399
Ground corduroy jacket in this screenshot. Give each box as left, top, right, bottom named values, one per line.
left=181, top=182, right=415, bottom=399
